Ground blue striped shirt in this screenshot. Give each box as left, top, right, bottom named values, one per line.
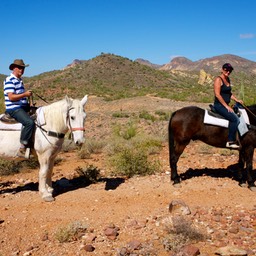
left=3, top=73, right=29, bottom=112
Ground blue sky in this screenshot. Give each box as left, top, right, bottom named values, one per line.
left=1, top=0, right=255, bottom=77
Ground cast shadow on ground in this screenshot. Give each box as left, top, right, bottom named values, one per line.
left=0, top=176, right=125, bottom=198
left=53, top=176, right=125, bottom=197
left=179, top=163, right=256, bottom=183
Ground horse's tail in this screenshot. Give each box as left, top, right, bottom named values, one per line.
left=168, top=111, right=176, bottom=162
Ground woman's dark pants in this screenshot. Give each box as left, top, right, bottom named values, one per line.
left=214, top=103, right=240, bottom=142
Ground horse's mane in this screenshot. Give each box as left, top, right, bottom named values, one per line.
left=43, top=97, right=72, bottom=132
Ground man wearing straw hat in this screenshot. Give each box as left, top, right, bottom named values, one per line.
left=3, top=59, right=34, bottom=158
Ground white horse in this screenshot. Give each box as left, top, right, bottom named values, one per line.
left=0, top=95, right=88, bottom=202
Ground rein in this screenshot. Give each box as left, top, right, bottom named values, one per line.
left=242, top=104, right=256, bottom=119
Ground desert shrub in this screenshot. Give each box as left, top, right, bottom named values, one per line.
left=155, top=110, right=171, bottom=121
left=75, top=165, right=101, bottom=183
left=162, top=216, right=206, bottom=252
left=61, top=138, right=80, bottom=152
left=78, top=138, right=106, bottom=159
left=21, top=157, right=40, bottom=169
left=0, top=159, right=21, bottom=176
left=107, top=135, right=162, bottom=178
left=132, top=134, right=163, bottom=155
left=112, top=121, right=137, bottom=140
left=55, top=221, right=88, bottom=243
left=112, top=111, right=130, bottom=118
left=109, top=147, right=159, bottom=178
left=139, top=110, right=156, bottom=122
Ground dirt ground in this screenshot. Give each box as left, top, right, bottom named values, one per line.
left=0, top=96, right=256, bottom=256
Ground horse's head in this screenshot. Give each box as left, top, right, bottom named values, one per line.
left=66, top=95, right=88, bottom=145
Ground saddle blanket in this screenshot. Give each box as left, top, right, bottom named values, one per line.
left=0, top=107, right=45, bottom=131
left=204, top=108, right=249, bottom=137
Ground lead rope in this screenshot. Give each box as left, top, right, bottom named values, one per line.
left=241, top=103, right=256, bottom=119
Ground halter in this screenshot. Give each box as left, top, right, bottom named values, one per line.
left=66, top=107, right=85, bottom=131
left=36, top=106, right=85, bottom=142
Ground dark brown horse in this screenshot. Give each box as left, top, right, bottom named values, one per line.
left=168, top=105, right=256, bottom=191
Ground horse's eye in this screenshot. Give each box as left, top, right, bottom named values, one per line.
left=71, top=116, right=75, bottom=120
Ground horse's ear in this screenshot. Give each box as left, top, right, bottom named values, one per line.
left=65, top=95, right=73, bottom=106
left=81, top=95, right=88, bottom=106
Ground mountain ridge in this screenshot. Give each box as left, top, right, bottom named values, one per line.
left=137, top=54, right=256, bottom=73
left=0, top=53, right=255, bottom=113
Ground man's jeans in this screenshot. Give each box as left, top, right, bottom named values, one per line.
left=8, top=108, right=35, bottom=146
left=213, top=102, right=240, bottom=142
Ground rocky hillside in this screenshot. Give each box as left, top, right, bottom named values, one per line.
left=0, top=53, right=255, bottom=111
left=160, top=54, right=256, bottom=73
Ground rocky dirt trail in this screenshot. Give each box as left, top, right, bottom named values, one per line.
left=0, top=96, right=256, bottom=256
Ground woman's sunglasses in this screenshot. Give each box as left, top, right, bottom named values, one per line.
left=224, top=68, right=232, bottom=73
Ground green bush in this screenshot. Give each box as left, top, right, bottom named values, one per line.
left=112, top=121, right=137, bottom=140
left=112, top=111, right=130, bottom=118
left=109, top=147, right=159, bottom=178
left=78, top=138, right=106, bottom=159
left=75, top=165, right=100, bottom=183
left=55, top=221, right=88, bottom=243
left=139, top=110, right=156, bottom=122
left=106, top=119, right=163, bottom=177
left=0, top=159, right=21, bottom=176
left=162, top=216, right=206, bottom=252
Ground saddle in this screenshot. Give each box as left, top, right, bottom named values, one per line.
left=208, top=104, right=241, bottom=119
left=208, top=104, right=226, bottom=119
left=0, top=106, right=37, bottom=124
left=204, top=103, right=249, bottom=137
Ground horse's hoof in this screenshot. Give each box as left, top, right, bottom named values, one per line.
left=43, top=196, right=55, bottom=202
left=249, top=186, right=256, bottom=192
left=173, top=183, right=182, bottom=188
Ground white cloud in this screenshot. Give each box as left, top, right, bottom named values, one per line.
left=240, top=33, right=256, bottom=39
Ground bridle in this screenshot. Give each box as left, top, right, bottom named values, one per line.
left=36, top=106, right=85, bottom=144
left=66, top=107, right=85, bottom=131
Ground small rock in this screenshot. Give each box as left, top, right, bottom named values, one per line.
left=229, top=225, right=239, bottom=234
left=176, top=245, right=200, bottom=256
left=83, top=244, right=95, bottom=252
left=82, top=233, right=96, bottom=243
left=127, top=240, right=141, bottom=250
left=104, top=226, right=119, bottom=240
left=169, top=199, right=191, bottom=215
left=215, top=245, right=248, bottom=256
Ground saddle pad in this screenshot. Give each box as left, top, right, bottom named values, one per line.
left=36, top=107, right=46, bottom=126
left=204, top=108, right=249, bottom=136
left=0, top=107, right=45, bottom=131
left=0, top=114, right=22, bottom=130
left=204, top=110, right=228, bottom=128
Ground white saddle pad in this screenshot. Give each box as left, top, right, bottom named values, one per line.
left=204, top=108, right=249, bottom=136
left=0, top=114, right=22, bottom=130
left=0, top=107, right=46, bottom=131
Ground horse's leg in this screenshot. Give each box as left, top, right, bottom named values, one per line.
left=238, top=150, right=246, bottom=187
left=168, top=116, right=190, bottom=186
left=244, top=148, right=256, bottom=191
left=38, top=153, right=56, bottom=202
left=45, top=159, right=55, bottom=194
left=169, top=142, right=188, bottom=185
